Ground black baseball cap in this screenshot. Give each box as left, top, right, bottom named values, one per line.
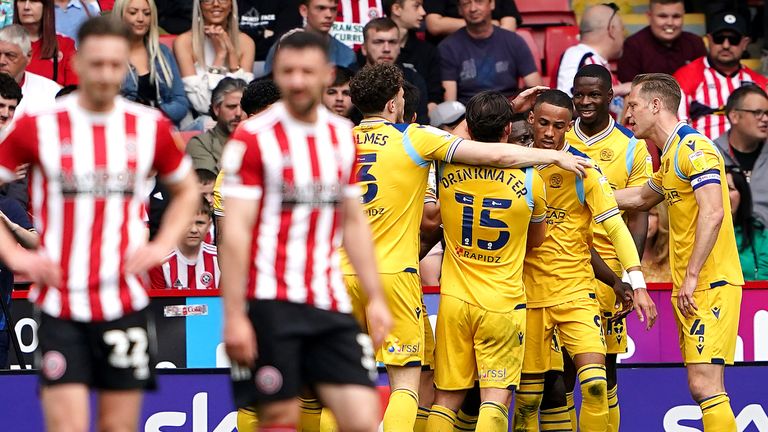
left=707, top=12, right=748, bottom=36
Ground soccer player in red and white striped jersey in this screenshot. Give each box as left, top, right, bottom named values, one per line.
left=219, top=31, right=392, bottom=430
left=149, top=198, right=219, bottom=290
left=674, top=12, right=768, bottom=140
left=0, top=17, right=199, bottom=432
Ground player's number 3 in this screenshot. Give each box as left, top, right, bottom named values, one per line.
left=455, top=192, right=511, bottom=250
left=357, top=153, right=378, bottom=204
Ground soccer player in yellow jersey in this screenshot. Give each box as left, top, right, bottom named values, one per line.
left=563, top=64, right=654, bottom=431
left=344, top=64, right=593, bottom=432
left=512, top=90, right=657, bottom=432
left=423, top=91, right=548, bottom=432
left=615, top=73, right=744, bottom=432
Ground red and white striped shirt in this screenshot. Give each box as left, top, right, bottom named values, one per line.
left=675, top=57, right=768, bottom=140
left=149, top=243, right=219, bottom=290
left=331, top=0, right=383, bottom=48
left=220, top=102, right=357, bottom=313
left=0, top=95, right=192, bottom=322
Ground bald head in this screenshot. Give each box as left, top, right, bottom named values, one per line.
left=579, top=4, right=615, bottom=36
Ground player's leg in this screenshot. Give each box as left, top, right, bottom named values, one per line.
left=237, top=406, right=260, bottom=432
left=595, top=260, right=626, bottom=432
left=417, top=301, right=436, bottom=432
left=97, top=390, right=143, bottom=432
left=454, top=384, right=480, bottom=432
left=474, top=307, right=525, bottom=432
left=40, top=384, right=90, bottom=432
left=426, top=295, right=474, bottom=432
left=316, top=383, right=380, bottom=432
left=378, top=273, right=425, bottom=432
left=674, top=284, right=742, bottom=431
left=513, top=307, right=553, bottom=432
left=605, top=353, right=620, bottom=432
left=555, top=297, right=609, bottom=432
left=539, top=330, right=572, bottom=432
left=561, top=347, right=578, bottom=431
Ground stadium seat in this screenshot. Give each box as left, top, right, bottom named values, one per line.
left=517, top=0, right=576, bottom=27
left=159, top=34, right=176, bottom=50
left=516, top=28, right=543, bottom=74
left=544, top=26, right=580, bottom=86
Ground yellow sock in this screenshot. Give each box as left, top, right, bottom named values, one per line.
left=476, top=401, right=508, bottom=432
left=426, top=404, right=457, bottom=432
left=454, top=408, right=478, bottom=431
left=383, top=388, right=419, bottom=432
left=299, top=397, right=323, bottom=432
left=512, top=378, right=544, bottom=432
left=699, top=393, right=736, bottom=432
left=237, top=406, right=259, bottom=432
left=565, top=391, right=577, bottom=431
left=607, top=385, right=620, bottom=432
left=415, top=406, right=431, bottom=432
left=540, top=406, right=573, bottom=431
left=577, top=365, right=608, bottom=432
left=319, top=408, right=337, bottom=432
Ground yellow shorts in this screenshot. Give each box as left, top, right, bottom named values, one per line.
left=596, top=258, right=628, bottom=354
left=422, top=301, right=435, bottom=370
left=345, top=272, right=424, bottom=366
left=672, top=284, right=742, bottom=365
left=434, top=295, right=526, bottom=390
left=549, top=328, right=565, bottom=372
left=523, top=295, right=606, bottom=374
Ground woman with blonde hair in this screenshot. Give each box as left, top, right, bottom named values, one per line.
left=14, top=0, right=78, bottom=86
left=173, top=0, right=254, bottom=122
left=642, top=203, right=672, bottom=282
left=112, top=0, right=190, bottom=125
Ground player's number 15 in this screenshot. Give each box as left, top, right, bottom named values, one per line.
left=455, top=192, right=511, bottom=251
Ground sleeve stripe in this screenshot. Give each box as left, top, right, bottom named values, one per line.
left=159, top=157, right=192, bottom=185
left=402, top=131, right=429, bottom=167
left=444, top=138, right=463, bottom=163
left=647, top=179, right=663, bottom=195
left=690, top=169, right=720, bottom=181
left=594, top=207, right=621, bottom=224
left=424, top=197, right=437, bottom=204
left=220, top=184, right=263, bottom=200
left=691, top=177, right=721, bottom=190
left=531, top=213, right=546, bottom=223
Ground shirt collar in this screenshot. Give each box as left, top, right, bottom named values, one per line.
left=663, top=121, right=687, bottom=155
left=574, top=117, right=615, bottom=145
left=704, top=56, right=742, bottom=78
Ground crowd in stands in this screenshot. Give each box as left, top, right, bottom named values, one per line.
left=0, top=0, right=767, bottom=299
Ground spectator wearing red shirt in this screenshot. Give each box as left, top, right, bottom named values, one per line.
left=14, top=0, right=78, bottom=86
left=674, top=12, right=768, bottom=140
left=617, top=0, right=706, bottom=82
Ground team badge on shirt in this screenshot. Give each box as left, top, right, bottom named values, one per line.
left=200, top=272, right=213, bottom=288
left=600, top=149, right=614, bottom=161
left=550, top=174, right=563, bottom=188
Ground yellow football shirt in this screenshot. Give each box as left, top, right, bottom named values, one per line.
left=567, top=117, right=652, bottom=264
left=213, top=169, right=225, bottom=217
left=648, top=122, right=744, bottom=294
left=440, top=164, right=546, bottom=312
left=524, top=144, right=622, bottom=308
left=340, top=118, right=463, bottom=274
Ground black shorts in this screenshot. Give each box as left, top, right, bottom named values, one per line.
left=231, top=300, right=377, bottom=407
left=37, top=308, right=157, bottom=390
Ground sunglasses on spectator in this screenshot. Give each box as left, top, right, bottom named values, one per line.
left=734, top=108, right=768, bottom=119
left=711, top=33, right=742, bottom=45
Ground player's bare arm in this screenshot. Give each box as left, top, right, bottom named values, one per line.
left=0, top=211, right=58, bottom=287
left=526, top=220, right=546, bottom=250
left=678, top=183, right=725, bottom=318
left=341, top=196, right=393, bottom=349
left=452, top=141, right=592, bottom=176
left=0, top=210, right=39, bottom=249
left=420, top=202, right=441, bottom=233
left=125, top=170, right=199, bottom=274
left=627, top=209, right=650, bottom=259
left=219, top=196, right=259, bottom=366
left=614, top=183, right=665, bottom=211
left=590, top=248, right=633, bottom=319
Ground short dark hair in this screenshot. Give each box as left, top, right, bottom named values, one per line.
left=195, top=168, right=217, bottom=184
left=574, top=64, right=613, bottom=91
left=276, top=30, right=329, bottom=61
left=725, top=84, right=768, bottom=116
left=383, top=0, right=405, bottom=16
left=631, top=73, right=681, bottom=114
left=363, top=17, right=398, bottom=42
left=534, top=89, right=574, bottom=117
left=197, top=196, right=214, bottom=219
left=77, top=16, right=131, bottom=46
left=300, top=0, right=338, bottom=5
left=350, top=64, right=404, bottom=115
left=402, top=80, right=420, bottom=123
left=0, top=72, right=21, bottom=102
left=241, top=79, right=281, bottom=115
left=649, top=0, right=683, bottom=6
left=332, top=66, right=354, bottom=87
left=466, top=91, right=513, bottom=142
left=511, top=111, right=528, bottom=124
